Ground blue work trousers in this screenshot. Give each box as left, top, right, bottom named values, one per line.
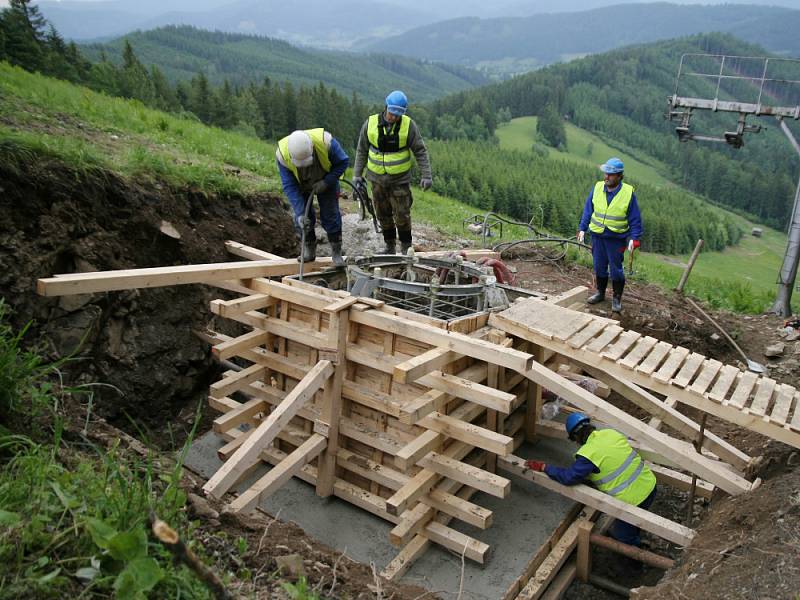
left=592, top=236, right=627, bottom=282
left=291, top=190, right=342, bottom=242
left=609, top=487, right=656, bottom=547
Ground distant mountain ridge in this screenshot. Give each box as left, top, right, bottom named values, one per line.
left=80, top=26, right=489, bottom=102
left=361, top=3, right=800, bottom=74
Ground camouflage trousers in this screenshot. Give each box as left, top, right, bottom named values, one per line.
left=372, top=182, right=413, bottom=243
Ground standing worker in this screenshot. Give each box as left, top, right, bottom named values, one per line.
left=577, top=157, right=642, bottom=312
left=352, top=90, right=433, bottom=255
left=525, top=413, right=657, bottom=549
left=276, top=128, right=349, bottom=266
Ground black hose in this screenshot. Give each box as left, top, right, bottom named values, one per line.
left=339, top=178, right=380, bottom=233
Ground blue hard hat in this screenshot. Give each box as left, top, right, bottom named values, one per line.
left=565, top=412, right=591, bottom=437
left=600, top=157, right=624, bottom=174
left=385, top=90, right=408, bottom=116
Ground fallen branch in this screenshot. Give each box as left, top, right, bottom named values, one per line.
left=150, top=512, right=235, bottom=600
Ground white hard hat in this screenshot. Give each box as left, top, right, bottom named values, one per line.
left=287, top=130, right=314, bottom=167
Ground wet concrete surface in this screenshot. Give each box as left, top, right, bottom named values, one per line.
left=186, top=432, right=576, bottom=599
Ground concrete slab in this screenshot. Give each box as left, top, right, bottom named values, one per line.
left=185, top=432, right=577, bottom=599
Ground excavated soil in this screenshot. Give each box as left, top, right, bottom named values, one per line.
left=3, top=158, right=800, bottom=599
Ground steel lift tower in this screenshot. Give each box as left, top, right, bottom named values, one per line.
left=667, top=53, right=800, bottom=316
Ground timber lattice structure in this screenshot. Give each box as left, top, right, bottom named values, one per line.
left=37, top=242, right=799, bottom=599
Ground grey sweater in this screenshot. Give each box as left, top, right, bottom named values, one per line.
left=352, top=113, right=432, bottom=187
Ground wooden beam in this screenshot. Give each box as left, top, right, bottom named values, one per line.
left=418, top=371, right=515, bottom=414
left=576, top=521, right=594, bottom=583
left=395, top=430, right=442, bottom=471
left=209, top=364, right=266, bottom=399
left=418, top=452, right=510, bottom=498
left=37, top=258, right=336, bottom=296
left=418, top=411, right=514, bottom=456
left=393, top=347, right=460, bottom=384
left=499, top=455, right=696, bottom=546
left=212, top=329, right=269, bottom=361
left=212, top=294, right=275, bottom=318
left=203, top=360, right=333, bottom=498
left=225, top=240, right=284, bottom=261
left=349, top=309, right=534, bottom=373
left=227, top=433, right=326, bottom=513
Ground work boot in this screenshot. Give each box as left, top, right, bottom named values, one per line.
left=297, top=238, right=316, bottom=263
left=382, top=239, right=396, bottom=255
left=330, top=241, right=345, bottom=267
left=611, top=279, right=625, bottom=313
left=400, top=241, right=413, bottom=255
left=587, top=277, right=608, bottom=304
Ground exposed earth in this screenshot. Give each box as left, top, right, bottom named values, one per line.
left=2, top=158, right=799, bottom=599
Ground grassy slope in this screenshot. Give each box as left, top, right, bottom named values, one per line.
left=0, top=63, right=783, bottom=311
left=496, top=117, right=784, bottom=310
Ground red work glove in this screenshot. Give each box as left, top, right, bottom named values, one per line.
left=525, top=460, right=546, bottom=472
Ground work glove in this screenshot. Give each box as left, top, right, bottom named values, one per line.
left=420, top=177, right=433, bottom=191
left=297, top=215, right=311, bottom=230
left=525, top=460, right=546, bottom=472
left=311, top=180, right=328, bottom=196
left=352, top=176, right=364, bottom=187
left=627, top=239, right=641, bottom=252
left=577, top=231, right=585, bottom=244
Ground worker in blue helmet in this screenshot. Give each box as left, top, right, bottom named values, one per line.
left=352, top=90, right=433, bottom=255
left=525, top=413, right=657, bottom=548
left=577, top=157, right=643, bottom=312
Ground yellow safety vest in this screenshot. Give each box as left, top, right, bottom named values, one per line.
left=576, top=429, right=656, bottom=506
left=588, top=181, right=634, bottom=235
left=367, top=114, right=412, bottom=176
left=277, top=128, right=332, bottom=180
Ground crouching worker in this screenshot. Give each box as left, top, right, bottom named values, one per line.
left=526, top=413, right=657, bottom=547
left=276, top=129, right=349, bottom=266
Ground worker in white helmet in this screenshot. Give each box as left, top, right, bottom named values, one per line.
left=276, top=129, right=349, bottom=266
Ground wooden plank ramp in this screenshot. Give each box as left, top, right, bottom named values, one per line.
left=489, top=297, right=800, bottom=450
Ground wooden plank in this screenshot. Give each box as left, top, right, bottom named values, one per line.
left=225, top=240, right=284, bottom=260
left=393, top=347, right=459, bottom=384
left=790, top=392, right=800, bottom=431
left=398, top=389, right=447, bottom=426
left=209, top=364, right=266, bottom=399
left=418, top=411, right=514, bottom=456
left=424, top=521, right=489, bottom=564
left=395, top=430, right=442, bottom=471
left=213, top=293, right=275, bottom=317
left=227, top=433, right=327, bottom=513
left=212, top=397, right=266, bottom=434
left=421, top=492, right=493, bottom=530
left=708, top=365, right=741, bottom=402
left=203, top=360, right=333, bottom=498
left=548, top=286, right=589, bottom=307
left=688, top=359, right=723, bottom=396
left=418, top=452, right=510, bottom=498
left=322, top=296, right=358, bottom=313
left=649, top=464, right=714, bottom=500
left=618, top=336, right=658, bottom=370
left=726, top=371, right=759, bottom=409
left=349, top=309, right=534, bottom=373
left=37, top=258, right=336, bottom=296
left=499, top=455, right=695, bottom=546
left=747, top=377, right=776, bottom=417
left=584, top=325, right=623, bottom=353
left=576, top=522, right=594, bottom=583
left=567, top=320, right=606, bottom=349
left=418, top=371, right=514, bottom=414
left=635, top=341, right=672, bottom=376
left=671, top=352, right=705, bottom=388
left=653, top=346, right=690, bottom=383
left=769, top=384, right=795, bottom=425
left=517, top=517, right=587, bottom=600
left=212, top=329, right=269, bottom=361
left=600, top=330, right=641, bottom=362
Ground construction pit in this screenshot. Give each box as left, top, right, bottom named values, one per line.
left=35, top=244, right=800, bottom=599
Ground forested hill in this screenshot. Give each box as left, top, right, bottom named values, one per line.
left=362, top=3, right=800, bottom=74
left=419, top=33, right=800, bottom=231
left=81, top=26, right=488, bottom=102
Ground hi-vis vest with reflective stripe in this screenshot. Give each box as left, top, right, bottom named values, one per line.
left=576, top=429, right=656, bottom=506
left=589, top=181, right=634, bottom=235
left=367, top=114, right=412, bottom=175
left=277, top=128, right=332, bottom=180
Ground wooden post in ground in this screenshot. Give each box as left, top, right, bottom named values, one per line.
left=315, top=299, right=351, bottom=497
left=686, top=413, right=708, bottom=525
left=676, top=239, right=704, bottom=294
left=525, top=342, right=545, bottom=442
left=576, top=520, right=594, bottom=582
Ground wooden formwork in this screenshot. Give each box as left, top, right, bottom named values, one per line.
left=37, top=242, right=780, bottom=594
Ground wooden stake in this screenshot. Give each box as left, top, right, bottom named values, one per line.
left=676, top=239, right=704, bottom=294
